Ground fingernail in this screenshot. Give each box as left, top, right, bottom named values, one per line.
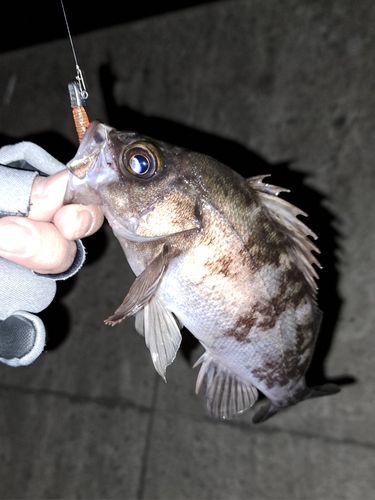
left=77, top=208, right=94, bottom=236
left=0, top=221, right=33, bottom=255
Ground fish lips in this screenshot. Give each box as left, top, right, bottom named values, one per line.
left=64, top=121, right=118, bottom=205
left=67, top=120, right=109, bottom=180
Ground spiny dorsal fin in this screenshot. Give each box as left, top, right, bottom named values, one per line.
left=194, top=352, right=258, bottom=419
left=247, top=175, right=290, bottom=196
left=247, top=176, right=321, bottom=298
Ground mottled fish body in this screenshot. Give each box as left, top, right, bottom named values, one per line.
left=65, top=121, right=339, bottom=423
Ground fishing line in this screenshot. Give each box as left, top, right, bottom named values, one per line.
left=60, top=0, right=79, bottom=71
left=59, top=0, right=90, bottom=142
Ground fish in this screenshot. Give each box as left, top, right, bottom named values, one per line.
left=64, top=120, right=339, bottom=423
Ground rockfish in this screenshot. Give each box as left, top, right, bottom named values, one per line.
left=65, top=121, right=339, bottom=423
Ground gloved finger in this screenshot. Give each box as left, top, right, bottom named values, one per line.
left=0, top=142, right=65, bottom=176
left=28, top=170, right=69, bottom=221
left=53, top=203, right=104, bottom=240
left=0, top=311, right=46, bottom=367
left=0, top=216, right=77, bottom=274
left=29, top=171, right=104, bottom=238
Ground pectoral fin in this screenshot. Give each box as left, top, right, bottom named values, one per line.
left=105, top=244, right=172, bottom=325
left=194, top=352, right=258, bottom=419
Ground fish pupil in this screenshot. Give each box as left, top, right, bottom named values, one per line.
left=130, top=154, right=149, bottom=174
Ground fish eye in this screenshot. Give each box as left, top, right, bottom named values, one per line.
left=122, top=142, right=162, bottom=179
left=130, top=154, right=150, bottom=175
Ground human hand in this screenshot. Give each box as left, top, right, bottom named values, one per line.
left=0, top=141, right=103, bottom=366
left=0, top=170, right=103, bottom=274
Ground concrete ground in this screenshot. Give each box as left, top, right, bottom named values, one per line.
left=0, top=0, right=374, bottom=498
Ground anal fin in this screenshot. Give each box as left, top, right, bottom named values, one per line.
left=194, top=353, right=258, bottom=419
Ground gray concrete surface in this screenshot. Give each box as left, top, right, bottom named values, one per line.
left=0, top=0, right=374, bottom=498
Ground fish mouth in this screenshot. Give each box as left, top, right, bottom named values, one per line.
left=67, top=120, right=109, bottom=179
left=64, top=120, right=117, bottom=206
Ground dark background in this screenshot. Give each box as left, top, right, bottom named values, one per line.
left=0, top=0, right=217, bottom=53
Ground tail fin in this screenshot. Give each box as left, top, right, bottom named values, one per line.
left=306, top=383, right=340, bottom=400
left=252, top=401, right=279, bottom=424
left=252, top=383, right=340, bottom=424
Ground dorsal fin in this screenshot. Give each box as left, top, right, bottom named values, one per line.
left=194, top=352, right=258, bottom=419
left=247, top=175, right=290, bottom=196
left=247, top=176, right=321, bottom=298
